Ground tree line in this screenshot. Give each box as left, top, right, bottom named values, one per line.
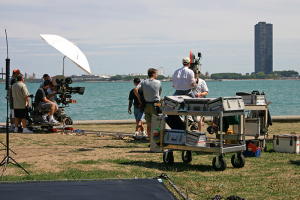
left=110, top=75, right=168, bottom=81
left=210, top=70, right=299, bottom=80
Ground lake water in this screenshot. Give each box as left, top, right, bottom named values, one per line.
left=0, top=80, right=299, bottom=122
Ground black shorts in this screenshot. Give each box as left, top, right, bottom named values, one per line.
left=14, top=108, right=28, bottom=119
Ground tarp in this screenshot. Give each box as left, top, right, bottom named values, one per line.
left=0, top=178, right=177, bottom=200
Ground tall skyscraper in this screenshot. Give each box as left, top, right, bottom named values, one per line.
left=255, top=22, right=273, bottom=74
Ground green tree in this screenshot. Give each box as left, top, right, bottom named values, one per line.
left=256, top=72, right=265, bottom=79
left=110, top=75, right=123, bottom=80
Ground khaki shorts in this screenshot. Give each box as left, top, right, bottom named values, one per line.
left=144, top=103, right=157, bottom=123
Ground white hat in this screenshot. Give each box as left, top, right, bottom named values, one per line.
left=182, top=57, right=190, bottom=65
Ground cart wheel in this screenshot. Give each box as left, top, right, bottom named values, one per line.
left=182, top=151, right=193, bottom=163
left=65, top=118, right=73, bottom=125
left=212, top=156, right=227, bottom=171
left=190, top=125, right=198, bottom=131
left=163, top=151, right=174, bottom=165
left=231, top=153, right=245, bottom=168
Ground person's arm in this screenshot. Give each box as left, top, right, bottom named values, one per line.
left=25, top=96, right=30, bottom=108
left=128, top=100, right=133, bottom=114
left=47, top=93, right=56, bottom=99
left=133, top=87, right=141, bottom=104
left=195, top=91, right=208, bottom=98
left=42, top=96, right=52, bottom=103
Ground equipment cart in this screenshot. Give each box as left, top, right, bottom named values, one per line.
left=236, top=91, right=272, bottom=151
left=155, top=96, right=247, bottom=171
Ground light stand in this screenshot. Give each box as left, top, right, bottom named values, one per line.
left=0, top=30, right=30, bottom=179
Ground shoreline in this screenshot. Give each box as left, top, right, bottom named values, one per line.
left=1, top=115, right=299, bottom=126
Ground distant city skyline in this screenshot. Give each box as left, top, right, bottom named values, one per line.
left=255, top=22, right=273, bottom=74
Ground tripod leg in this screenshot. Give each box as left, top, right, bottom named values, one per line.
left=9, top=156, right=30, bottom=175
left=0, top=141, right=17, bottom=155
left=1, top=156, right=9, bottom=180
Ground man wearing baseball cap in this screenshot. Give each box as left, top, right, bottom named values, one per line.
left=8, top=69, right=21, bottom=130
left=172, top=57, right=196, bottom=97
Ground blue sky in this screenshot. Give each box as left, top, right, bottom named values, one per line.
left=0, top=0, right=299, bottom=78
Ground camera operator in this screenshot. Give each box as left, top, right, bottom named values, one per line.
left=11, top=74, right=32, bottom=133
left=128, top=78, right=146, bottom=139
left=172, top=57, right=196, bottom=97
left=192, top=71, right=209, bottom=131
left=34, top=80, right=59, bottom=124
left=40, top=74, right=51, bottom=88
left=134, top=68, right=162, bottom=143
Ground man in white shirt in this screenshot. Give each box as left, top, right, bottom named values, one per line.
left=172, top=57, right=196, bottom=97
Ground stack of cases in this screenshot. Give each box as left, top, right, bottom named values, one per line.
left=208, top=96, right=245, bottom=112
left=163, top=129, right=186, bottom=145
left=164, top=96, right=192, bottom=110
left=185, top=131, right=206, bottom=147
left=184, top=98, right=211, bottom=111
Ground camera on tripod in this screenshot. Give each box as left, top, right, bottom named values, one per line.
left=189, top=51, right=202, bottom=75
left=52, top=75, right=85, bottom=106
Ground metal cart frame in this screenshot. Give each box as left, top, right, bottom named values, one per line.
left=159, top=109, right=246, bottom=171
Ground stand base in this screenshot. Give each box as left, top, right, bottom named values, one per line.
left=0, top=156, right=30, bottom=180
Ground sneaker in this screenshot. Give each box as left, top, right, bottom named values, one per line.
left=49, top=119, right=59, bottom=124
left=23, top=128, right=33, bottom=134
left=132, top=133, right=139, bottom=140
left=41, top=115, right=48, bottom=123
left=142, top=132, right=147, bottom=137
left=14, top=127, right=18, bottom=133
left=9, top=125, right=15, bottom=131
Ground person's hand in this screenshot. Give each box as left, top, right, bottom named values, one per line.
left=195, top=93, right=200, bottom=98
left=27, top=103, right=30, bottom=108
left=128, top=109, right=131, bottom=115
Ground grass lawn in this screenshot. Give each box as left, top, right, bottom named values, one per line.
left=0, top=122, right=299, bottom=200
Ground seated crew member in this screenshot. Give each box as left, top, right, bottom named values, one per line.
left=172, top=57, right=196, bottom=97
left=134, top=68, right=162, bottom=143
left=128, top=77, right=146, bottom=139
left=192, top=72, right=209, bottom=131
left=47, top=83, right=58, bottom=103
left=35, top=80, right=59, bottom=124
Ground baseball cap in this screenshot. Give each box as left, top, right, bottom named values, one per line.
left=182, top=57, right=190, bottom=65
left=13, top=69, right=20, bottom=74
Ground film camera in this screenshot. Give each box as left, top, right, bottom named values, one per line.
left=52, top=75, right=85, bottom=106
left=28, top=75, right=85, bottom=126
left=189, top=51, right=202, bottom=75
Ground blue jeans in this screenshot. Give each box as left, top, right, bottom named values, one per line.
left=134, top=107, right=144, bottom=121
left=173, top=90, right=195, bottom=98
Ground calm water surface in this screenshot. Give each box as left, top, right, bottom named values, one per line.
left=0, top=80, right=299, bottom=122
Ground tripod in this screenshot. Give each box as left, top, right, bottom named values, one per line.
left=0, top=94, right=30, bottom=179
left=0, top=35, right=30, bottom=179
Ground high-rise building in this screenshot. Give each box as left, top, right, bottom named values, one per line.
left=255, top=22, right=273, bottom=74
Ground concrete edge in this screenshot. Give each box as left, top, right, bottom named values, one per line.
left=1, top=116, right=300, bottom=126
